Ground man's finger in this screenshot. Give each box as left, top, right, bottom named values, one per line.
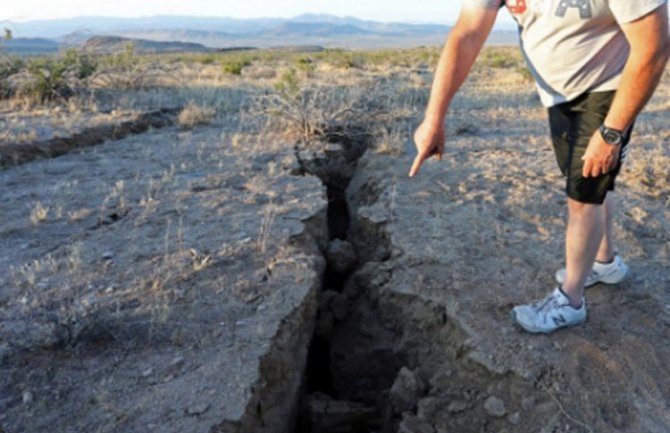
left=409, top=154, right=426, bottom=177
left=592, top=162, right=604, bottom=178
left=582, top=158, right=593, bottom=178
left=436, top=143, right=445, bottom=161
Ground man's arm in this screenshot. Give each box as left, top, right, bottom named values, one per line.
left=409, top=6, right=499, bottom=177
left=582, top=3, right=670, bottom=178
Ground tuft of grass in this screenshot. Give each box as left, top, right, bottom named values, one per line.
left=30, top=201, right=50, bottom=225
left=178, top=102, right=216, bottom=128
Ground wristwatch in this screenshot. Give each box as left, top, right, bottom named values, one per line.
left=599, top=124, right=624, bottom=146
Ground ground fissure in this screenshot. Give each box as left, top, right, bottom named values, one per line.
left=290, top=128, right=553, bottom=433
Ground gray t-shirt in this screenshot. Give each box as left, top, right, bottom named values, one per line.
left=467, top=0, right=667, bottom=106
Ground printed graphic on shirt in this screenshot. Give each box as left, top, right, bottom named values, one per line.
left=506, top=0, right=593, bottom=19
left=507, top=0, right=528, bottom=14
left=555, top=0, right=592, bottom=18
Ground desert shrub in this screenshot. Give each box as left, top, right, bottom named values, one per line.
left=0, top=56, right=22, bottom=79
left=319, top=49, right=366, bottom=70
left=92, top=45, right=178, bottom=89
left=109, top=43, right=139, bottom=70
left=25, top=58, right=72, bottom=102
left=295, top=56, right=316, bottom=75
left=178, top=102, right=216, bottom=128
left=20, top=49, right=102, bottom=102
left=62, top=48, right=98, bottom=79
left=222, top=57, right=252, bottom=75
left=252, top=68, right=391, bottom=142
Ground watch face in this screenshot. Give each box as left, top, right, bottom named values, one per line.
left=601, top=126, right=623, bottom=145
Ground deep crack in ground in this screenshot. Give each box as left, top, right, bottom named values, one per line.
left=289, top=126, right=548, bottom=433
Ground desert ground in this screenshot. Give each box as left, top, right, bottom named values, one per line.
left=0, top=44, right=669, bottom=433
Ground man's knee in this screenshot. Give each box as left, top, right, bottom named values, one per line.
left=567, top=197, right=603, bottom=215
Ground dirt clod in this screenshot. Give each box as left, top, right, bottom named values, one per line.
left=484, top=396, right=507, bottom=418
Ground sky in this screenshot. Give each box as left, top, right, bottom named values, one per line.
left=3, top=0, right=466, bottom=23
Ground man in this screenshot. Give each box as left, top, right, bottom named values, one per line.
left=409, top=0, right=669, bottom=333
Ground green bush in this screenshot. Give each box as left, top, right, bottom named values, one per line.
left=320, top=49, right=365, bottom=69
left=274, top=68, right=300, bottom=98
left=62, top=48, right=98, bottom=79
left=101, top=43, right=138, bottom=71
left=295, top=56, right=316, bottom=75
left=0, top=56, right=23, bottom=80
left=26, top=58, right=71, bottom=102
left=21, top=48, right=103, bottom=102
left=222, top=58, right=251, bottom=75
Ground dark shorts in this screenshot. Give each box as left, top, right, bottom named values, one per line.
left=548, top=91, right=632, bottom=205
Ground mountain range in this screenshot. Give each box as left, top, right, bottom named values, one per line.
left=2, top=14, right=518, bottom=53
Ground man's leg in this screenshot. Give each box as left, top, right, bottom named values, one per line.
left=595, top=193, right=616, bottom=263
left=561, top=198, right=606, bottom=307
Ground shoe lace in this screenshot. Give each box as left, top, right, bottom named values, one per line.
left=531, top=293, right=562, bottom=316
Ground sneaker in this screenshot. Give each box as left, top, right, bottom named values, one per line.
left=511, top=287, right=586, bottom=334
left=555, top=254, right=629, bottom=288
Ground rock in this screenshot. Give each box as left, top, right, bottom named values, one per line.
left=170, top=356, right=185, bottom=368
left=302, top=392, right=377, bottom=433
left=185, top=403, right=210, bottom=416
left=324, top=143, right=345, bottom=157
left=508, top=412, right=521, bottom=425
left=390, top=367, right=426, bottom=414
left=398, top=415, right=435, bottom=433
left=484, top=396, right=507, bottom=418
left=447, top=400, right=470, bottom=413
left=327, top=239, right=357, bottom=274
left=22, top=391, right=33, bottom=405
left=102, top=251, right=114, bottom=260
left=428, top=369, right=454, bottom=393
left=417, top=396, right=440, bottom=419
left=330, top=293, right=349, bottom=321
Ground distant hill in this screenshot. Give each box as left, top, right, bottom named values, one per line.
left=1, top=38, right=62, bottom=55
left=83, top=36, right=211, bottom=54
left=266, top=22, right=373, bottom=37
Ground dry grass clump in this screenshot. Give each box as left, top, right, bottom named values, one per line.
left=251, top=68, right=394, bottom=143
left=178, top=102, right=216, bottom=128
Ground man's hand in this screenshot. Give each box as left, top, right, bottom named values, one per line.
left=581, top=130, right=621, bottom=178
left=409, top=120, right=446, bottom=177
